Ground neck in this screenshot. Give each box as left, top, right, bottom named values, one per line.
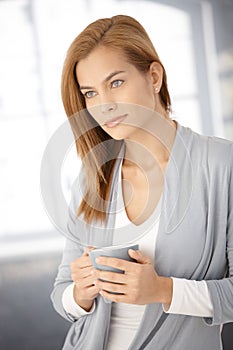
left=123, top=112, right=177, bottom=173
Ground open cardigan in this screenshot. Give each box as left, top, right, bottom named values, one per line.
left=51, top=123, right=233, bottom=350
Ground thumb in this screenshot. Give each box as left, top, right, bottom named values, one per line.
left=128, top=249, right=151, bottom=264
left=83, top=246, right=95, bottom=256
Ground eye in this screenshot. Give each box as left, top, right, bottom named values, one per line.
left=111, top=80, right=124, bottom=88
left=83, top=90, right=97, bottom=99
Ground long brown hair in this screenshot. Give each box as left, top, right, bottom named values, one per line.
left=61, top=15, right=171, bottom=224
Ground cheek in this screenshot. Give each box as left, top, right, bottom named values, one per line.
left=140, top=84, right=154, bottom=102
left=85, top=99, right=99, bottom=111
left=86, top=104, right=103, bottom=124
left=129, top=83, right=154, bottom=107
left=89, top=112, right=102, bottom=127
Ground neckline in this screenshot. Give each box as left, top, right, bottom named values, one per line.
left=117, top=157, right=162, bottom=228
left=117, top=120, right=180, bottom=228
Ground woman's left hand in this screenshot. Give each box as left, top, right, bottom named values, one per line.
left=93, top=249, right=173, bottom=305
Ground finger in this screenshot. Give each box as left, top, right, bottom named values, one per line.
left=74, top=273, right=97, bottom=289
left=83, top=246, right=95, bottom=256
left=94, top=269, right=127, bottom=284
left=128, top=249, right=151, bottom=264
left=99, top=289, right=126, bottom=303
left=76, top=284, right=100, bottom=301
left=95, top=256, right=136, bottom=272
left=96, top=279, right=126, bottom=294
left=71, top=255, right=93, bottom=269
left=99, top=289, right=144, bottom=305
left=72, top=266, right=94, bottom=279
left=87, top=285, right=100, bottom=298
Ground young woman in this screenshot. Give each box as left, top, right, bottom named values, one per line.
left=51, top=15, right=233, bottom=350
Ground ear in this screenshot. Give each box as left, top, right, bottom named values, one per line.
left=149, top=61, right=163, bottom=93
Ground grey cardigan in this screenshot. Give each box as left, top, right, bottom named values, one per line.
left=51, top=123, right=233, bottom=350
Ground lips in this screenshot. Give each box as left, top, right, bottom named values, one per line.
left=104, top=114, right=127, bottom=128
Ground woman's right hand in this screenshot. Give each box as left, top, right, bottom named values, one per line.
left=70, top=246, right=99, bottom=312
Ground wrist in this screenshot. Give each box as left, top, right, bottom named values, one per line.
left=73, top=286, right=94, bottom=312
left=158, top=276, right=173, bottom=305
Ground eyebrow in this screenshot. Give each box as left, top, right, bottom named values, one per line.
left=79, top=70, right=125, bottom=90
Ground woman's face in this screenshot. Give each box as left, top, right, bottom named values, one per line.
left=76, top=46, right=162, bottom=140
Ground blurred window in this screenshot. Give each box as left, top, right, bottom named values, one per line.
left=0, top=0, right=226, bottom=256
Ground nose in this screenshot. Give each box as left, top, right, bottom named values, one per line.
left=101, top=102, right=117, bottom=114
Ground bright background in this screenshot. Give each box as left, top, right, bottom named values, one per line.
left=0, top=0, right=232, bottom=349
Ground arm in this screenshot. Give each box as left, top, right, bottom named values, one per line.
left=203, top=145, right=233, bottom=326
left=163, top=278, right=213, bottom=317
left=50, top=237, right=83, bottom=322
left=51, top=237, right=99, bottom=322
left=62, top=283, right=96, bottom=320
left=50, top=176, right=98, bottom=322
left=165, top=144, right=233, bottom=324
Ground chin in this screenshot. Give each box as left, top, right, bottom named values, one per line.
left=101, top=125, right=125, bottom=140
left=104, top=131, right=126, bottom=141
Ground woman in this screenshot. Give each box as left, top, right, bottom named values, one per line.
left=51, top=15, right=233, bottom=350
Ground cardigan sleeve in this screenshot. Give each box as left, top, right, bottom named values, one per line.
left=50, top=179, right=86, bottom=323
left=50, top=236, right=85, bottom=322
left=204, top=144, right=233, bottom=326
left=62, top=282, right=96, bottom=319
left=163, top=278, right=213, bottom=317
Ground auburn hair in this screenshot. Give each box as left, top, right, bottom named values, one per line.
left=61, top=14, right=171, bottom=224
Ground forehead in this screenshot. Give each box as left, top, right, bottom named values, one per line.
left=76, top=46, right=134, bottom=84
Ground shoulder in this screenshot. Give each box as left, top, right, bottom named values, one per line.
left=178, top=124, right=233, bottom=170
